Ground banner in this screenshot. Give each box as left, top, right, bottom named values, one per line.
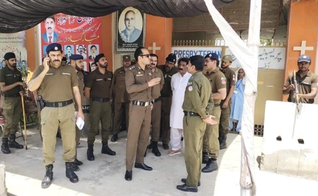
left=40, top=14, right=102, bottom=72
left=117, top=7, right=145, bottom=52
left=172, top=47, right=222, bottom=62
left=0, top=31, right=27, bottom=69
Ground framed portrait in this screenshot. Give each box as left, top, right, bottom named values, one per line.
left=116, top=7, right=145, bottom=52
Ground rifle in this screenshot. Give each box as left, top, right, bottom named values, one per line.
left=293, top=70, right=300, bottom=112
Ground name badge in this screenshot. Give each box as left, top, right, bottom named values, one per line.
left=136, top=74, right=144, bottom=77
left=62, top=72, right=70, bottom=76
left=6, top=74, right=13, bottom=77
left=107, top=78, right=112, bottom=81
left=96, top=78, right=103, bottom=81
left=46, top=73, right=53, bottom=76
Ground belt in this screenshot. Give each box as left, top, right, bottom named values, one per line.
left=132, top=100, right=151, bottom=107
left=91, top=97, right=110, bottom=102
left=183, top=111, right=200, bottom=117
left=44, top=99, right=73, bottom=107
left=161, top=95, right=171, bottom=98
left=154, top=97, right=161, bottom=103
left=3, top=93, right=20, bottom=98
left=214, top=104, right=220, bottom=107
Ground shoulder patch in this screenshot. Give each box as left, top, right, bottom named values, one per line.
left=187, top=81, right=193, bottom=86
left=129, top=66, right=136, bottom=70
left=232, top=74, right=236, bottom=81
left=188, top=86, right=193, bottom=91
left=221, top=77, right=226, bottom=85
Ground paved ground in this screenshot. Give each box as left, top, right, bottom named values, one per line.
left=1, top=128, right=318, bottom=196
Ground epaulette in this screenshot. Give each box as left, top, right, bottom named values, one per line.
left=129, top=65, right=136, bottom=70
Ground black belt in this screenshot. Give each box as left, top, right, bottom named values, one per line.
left=183, top=111, right=200, bottom=117
left=132, top=100, right=151, bottom=107
left=44, top=99, right=73, bottom=108
left=3, top=93, right=20, bottom=98
left=91, top=97, right=110, bottom=102
left=161, top=95, right=171, bottom=98
left=154, top=97, right=161, bottom=103
left=215, top=104, right=220, bottom=107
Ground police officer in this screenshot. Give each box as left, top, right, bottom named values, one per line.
left=158, top=53, right=178, bottom=150
left=0, top=52, right=25, bottom=154
left=283, top=54, right=318, bottom=103
left=147, top=53, right=164, bottom=156
left=111, top=55, right=131, bottom=142
left=124, top=47, right=161, bottom=181
left=28, top=43, right=84, bottom=188
left=202, top=53, right=226, bottom=172
left=177, top=55, right=216, bottom=193
left=69, top=54, right=85, bottom=166
left=85, top=53, right=115, bottom=161
left=219, top=55, right=235, bottom=149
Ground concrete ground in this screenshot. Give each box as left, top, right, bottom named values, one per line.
left=1, top=128, right=318, bottom=196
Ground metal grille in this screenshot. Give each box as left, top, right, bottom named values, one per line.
left=229, top=121, right=264, bottom=136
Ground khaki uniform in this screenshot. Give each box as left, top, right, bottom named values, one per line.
left=111, top=67, right=130, bottom=134
left=284, top=71, right=318, bottom=103
left=182, top=71, right=213, bottom=187
left=150, top=68, right=164, bottom=142
left=158, top=65, right=178, bottom=145
left=203, top=68, right=226, bottom=159
left=75, top=71, right=85, bottom=147
left=219, top=67, right=235, bottom=136
left=0, top=66, right=22, bottom=138
left=85, top=69, right=113, bottom=144
left=31, top=64, right=78, bottom=166
left=125, top=64, right=154, bottom=170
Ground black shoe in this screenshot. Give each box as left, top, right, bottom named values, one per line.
left=219, top=135, right=227, bottom=150
left=70, top=162, right=79, bottom=171
left=74, top=159, right=83, bottom=166
left=87, top=144, right=95, bottom=161
left=202, top=158, right=218, bottom=173
left=65, top=162, right=79, bottom=183
left=176, top=184, right=198, bottom=192
left=134, top=163, right=153, bottom=171
left=162, top=143, right=169, bottom=150
left=111, top=134, right=118, bottom=142
left=151, top=141, right=161, bottom=157
left=41, top=164, right=53, bottom=189
left=147, top=142, right=153, bottom=149
left=181, top=178, right=200, bottom=186
left=1, top=138, right=11, bottom=154
left=125, top=170, right=132, bottom=181
left=101, top=141, right=116, bottom=156
left=8, top=134, right=23, bottom=149
left=202, top=152, right=209, bottom=164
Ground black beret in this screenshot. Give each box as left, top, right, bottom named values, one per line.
left=205, top=53, right=219, bottom=60
left=94, top=53, right=105, bottom=64
left=166, top=53, right=176, bottom=63
left=4, top=52, right=16, bottom=60
left=46, top=43, right=63, bottom=53
left=70, top=54, right=83, bottom=60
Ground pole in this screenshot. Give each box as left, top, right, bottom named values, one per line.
left=20, top=93, right=28, bottom=150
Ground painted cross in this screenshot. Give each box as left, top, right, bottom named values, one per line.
left=293, top=40, right=314, bottom=55
left=148, top=42, right=161, bottom=54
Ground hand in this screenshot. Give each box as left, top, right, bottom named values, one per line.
left=19, top=91, right=24, bottom=96
left=150, top=103, right=153, bottom=110
left=110, top=99, right=113, bottom=104
left=76, top=110, right=85, bottom=121
left=202, top=115, right=218, bottom=125
left=148, top=77, right=161, bottom=87
left=43, top=56, right=50, bottom=71
left=289, top=84, right=295, bottom=91
left=222, top=101, right=228, bottom=109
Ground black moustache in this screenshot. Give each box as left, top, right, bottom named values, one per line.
left=178, top=68, right=183, bottom=70
left=54, top=60, right=60, bottom=62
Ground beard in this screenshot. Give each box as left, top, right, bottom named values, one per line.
left=100, top=62, right=108, bottom=68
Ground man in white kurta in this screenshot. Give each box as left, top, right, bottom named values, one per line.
left=169, top=58, right=192, bottom=156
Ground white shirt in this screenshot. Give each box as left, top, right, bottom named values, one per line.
left=170, top=72, right=192, bottom=129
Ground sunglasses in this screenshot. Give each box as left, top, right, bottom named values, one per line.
left=140, top=54, right=150, bottom=58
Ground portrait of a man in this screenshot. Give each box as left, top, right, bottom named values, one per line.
left=119, top=10, right=142, bottom=43
left=76, top=45, right=87, bottom=59
left=88, top=45, right=99, bottom=60
left=65, top=45, right=74, bottom=62
left=42, top=16, right=59, bottom=44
